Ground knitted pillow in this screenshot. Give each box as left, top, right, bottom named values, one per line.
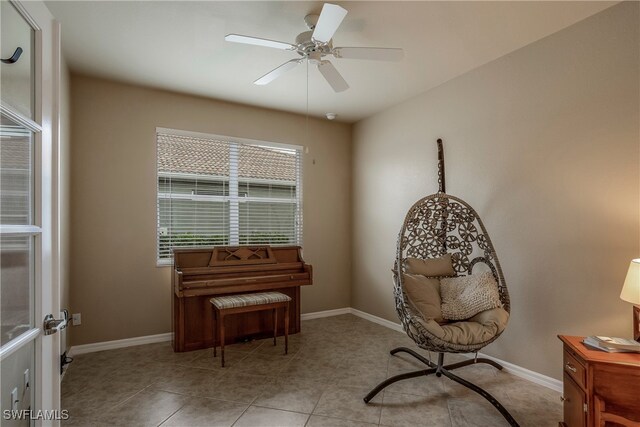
left=440, top=272, right=502, bottom=320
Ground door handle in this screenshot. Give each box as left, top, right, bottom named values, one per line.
left=43, top=310, right=68, bottom=336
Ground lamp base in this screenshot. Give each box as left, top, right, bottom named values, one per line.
left=634, top=305, right=640, bottom=342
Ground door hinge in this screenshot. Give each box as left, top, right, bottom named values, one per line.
left=583, top=403, right=588, bottom=413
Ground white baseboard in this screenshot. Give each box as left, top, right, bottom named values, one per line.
left=474, top=352, right=563, bottom=392
left=68, top=332, right=171, bottom=357
left=301, top=307, right=404, bottom=333
left=349, top=308, right=404, bottom=332
left=66, top=307, right=562, bottom=392
left=300, top=307, right=351, bottom=320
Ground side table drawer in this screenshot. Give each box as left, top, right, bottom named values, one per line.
left=563, top=350, right=585, bottom=389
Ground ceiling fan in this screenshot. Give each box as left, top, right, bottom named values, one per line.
left=225, top=3, right=404, bottom=92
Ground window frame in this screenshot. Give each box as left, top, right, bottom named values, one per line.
left=155, top=127, right=303, bottom=266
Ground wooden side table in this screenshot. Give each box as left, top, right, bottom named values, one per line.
left=558, top=335, right=640, bottom=427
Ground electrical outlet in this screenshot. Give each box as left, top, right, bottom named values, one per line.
left=23, top=369, right=29, bottom=390
left=10, top=387, right=18, bottom=411
left=72, top=313, right=81, bottom=326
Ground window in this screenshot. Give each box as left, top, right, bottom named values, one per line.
left=156, top=128, right=303, bottom=265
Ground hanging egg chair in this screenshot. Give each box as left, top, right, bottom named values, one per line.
left=363, top=139, right=518, bottom=427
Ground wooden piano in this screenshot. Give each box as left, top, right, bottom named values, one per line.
left=172, top=245, right=312, bottom=352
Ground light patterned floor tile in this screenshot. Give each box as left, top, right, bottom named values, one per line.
left=208, top=372, right=276, bottom=403
left=179, top=348, right=250, bottom=371
left=380, top=391, right=452, bottom=427
left=61, top=315, right=561, bottom=427
left=313, top=385, right=383, bottom=424
left=160, top=397, right=248, bottom=427
left=448, top=395, right=511, bottom=427
left=306, top=415, right=379, bottom=427
left=150, top=365, right=222, bottom=398
left=233, top=406, right=309, bottom=427
left=98, top=388, right=187, bottom=427
left=253, top=377, right=328, bottom=413
left=229, top=351, right=294, bottom=377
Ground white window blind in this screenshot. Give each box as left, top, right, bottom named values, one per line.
left=156, top=129, right=303, bottom=265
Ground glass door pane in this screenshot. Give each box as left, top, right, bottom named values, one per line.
left=1, top=1, right=35, bottom=120
left=1, top=114, right=33, bottom=226
left=1, top=113, right=36, bottom=348
left=1, top=236, right=34, bottom=347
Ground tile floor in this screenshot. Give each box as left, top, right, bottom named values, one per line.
left=61, top=314, right=561, bottom=426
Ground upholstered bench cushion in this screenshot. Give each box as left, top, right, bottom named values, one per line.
left=210, top=292, right=291, bottom=310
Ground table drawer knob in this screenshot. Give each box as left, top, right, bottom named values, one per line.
left=565, top=363, right=577, bottom=373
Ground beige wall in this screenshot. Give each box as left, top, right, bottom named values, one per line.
left=69, top=75, right=351, bottom=345
left=352, top=2, right=639, bottom=380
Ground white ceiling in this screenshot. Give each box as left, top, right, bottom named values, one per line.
left=46, top=1, right=615, bottom=122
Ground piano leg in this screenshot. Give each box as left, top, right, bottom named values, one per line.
left=273, top=308, right=278, bottom=346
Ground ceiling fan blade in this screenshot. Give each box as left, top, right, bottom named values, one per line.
left=312, top=3, right=347, bottom=43
left=317, top=60, right=349, bottom=92
left=333, top=47, right=404, bottom=61
left=254, top=59, right=302, bottom=85
left=225, top=34, right=296, bottom=50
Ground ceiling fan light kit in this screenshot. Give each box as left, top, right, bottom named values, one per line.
left=224, top=3, right=404, bottom=93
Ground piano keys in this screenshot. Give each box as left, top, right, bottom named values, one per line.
left=172, top=245, right=312, bottom=352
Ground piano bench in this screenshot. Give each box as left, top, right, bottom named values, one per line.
left=210, top=292, right=292, bottom=367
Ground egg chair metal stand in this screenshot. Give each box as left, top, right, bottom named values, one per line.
left=363, top=139, right=519, bottom=427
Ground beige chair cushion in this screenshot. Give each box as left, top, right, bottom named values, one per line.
left=403, top=274, right=443, bottom=323
left=417, top=307, right=509, bottom=345
left=440, top=272, right=502, bottom=320
left=405, top=254, right=455, bottom=277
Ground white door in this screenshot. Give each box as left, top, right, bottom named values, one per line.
left=1, top=1, right=62, bottom=425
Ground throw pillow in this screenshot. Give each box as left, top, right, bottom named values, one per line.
left=440, top=272, right=502, bottom=320
left=405, top=253, right=455, bottom=277
left=402, top=273, right=443, bottom=323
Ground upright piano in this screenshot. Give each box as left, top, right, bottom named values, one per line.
left=172, top=245, right=312, bottom=352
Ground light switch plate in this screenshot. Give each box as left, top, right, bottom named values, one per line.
left=72, top=313, right=81, bottom=326
left=10, top=387, right=18, bottom=411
